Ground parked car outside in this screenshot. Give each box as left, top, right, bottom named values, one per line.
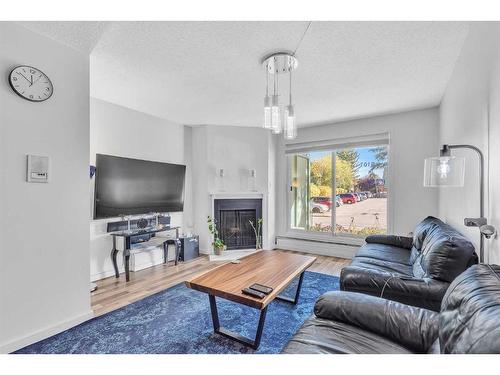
left=358, top=192, right=368, bottom=200
left=311, top=196, right=332, bottom=210
left=353, top=193, right=361, bottom=202
left=311, top=201, right=329, bottom=213
left=362, top=191, right=373, bottom=198
left=338, top=193, right=357, bottom=204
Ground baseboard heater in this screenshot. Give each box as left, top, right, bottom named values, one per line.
left=275, top=235, right=361, bottom=247
left=275, top=236, right=359, bottom=259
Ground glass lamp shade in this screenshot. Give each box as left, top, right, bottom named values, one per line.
left=270, top=95, right=281, bottom=134
left=263, top=95, right=271, bottom=129
left=284, top=105, right=297, bottom=140
left=423, top=156, right=465, bottom=187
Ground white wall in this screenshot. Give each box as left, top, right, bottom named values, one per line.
left=276, top=108, right=440, bottom=257
left=190, top=125, right=275, bottom=253
left=0, top=23, right=92, bottom=353
left=90, top=98, right=189, bottom=280
left=439, top=22, right=500, bottom=264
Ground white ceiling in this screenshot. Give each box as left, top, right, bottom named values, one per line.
left=21, top=21, right=469, bottom=127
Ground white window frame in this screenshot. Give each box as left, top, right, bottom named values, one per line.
left=285, top=133, right=391, bottom=246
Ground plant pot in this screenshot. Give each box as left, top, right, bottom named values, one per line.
left=214, top=245, right=226, bottom=256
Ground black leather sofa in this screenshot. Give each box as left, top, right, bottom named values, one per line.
left=340, top=216, right=477, bottom=311
left=283, top=264, right=500, bottom=353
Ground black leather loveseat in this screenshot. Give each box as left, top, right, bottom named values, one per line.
left=340, top=216, right=477, bottom=311
left=283, top=264, right=500, bottom=353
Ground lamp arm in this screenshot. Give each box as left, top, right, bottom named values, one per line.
left=441, top=144, right=488, bottom=263
left=442, top=144, right=484, bottom=218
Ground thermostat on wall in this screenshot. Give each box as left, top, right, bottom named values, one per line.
left=27, top=155, right=50, bottom=183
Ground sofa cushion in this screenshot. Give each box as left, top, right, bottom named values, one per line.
left=412, top=216, right=439, bottom=250
left=365, top=234, right=413, bottom=249
left=340, top=265, right=448, bottom=311
left=439, top=264, right=500, bottom=353
left=355, top=243, right=412, bottom=265
left=412, top=217, right=476, bottom=282
left=282, top=316, right=412, bottom=354
left=348, top=256, right=413, bottom=276
left=314, top=291, right=439, bottom=353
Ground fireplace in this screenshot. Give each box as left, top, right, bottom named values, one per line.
left=214, top=199, right=262, bottom=250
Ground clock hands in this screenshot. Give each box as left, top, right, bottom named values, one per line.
left=18, top=72, right=32, bottom=84
left=31, top=74, right=43, bottom=87
left=11, top=67, right=52, bottom=101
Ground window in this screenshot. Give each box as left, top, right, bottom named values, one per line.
left=288, top=144, right=389, bottom=238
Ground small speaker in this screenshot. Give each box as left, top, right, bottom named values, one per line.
left=137, top=218, right=149, bottom=229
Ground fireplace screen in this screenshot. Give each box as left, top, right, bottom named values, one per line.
left=219, top=209, right=256, bottom=249
left=214, top=198, right=263, bottom=250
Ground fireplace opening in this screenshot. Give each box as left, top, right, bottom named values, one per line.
left=214, top=199, right=262, bottom=250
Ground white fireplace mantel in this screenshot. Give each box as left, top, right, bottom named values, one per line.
left=209, top=191, right=266, bottom=200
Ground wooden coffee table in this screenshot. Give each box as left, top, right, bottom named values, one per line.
left=185, top=250, right=316, bottom=349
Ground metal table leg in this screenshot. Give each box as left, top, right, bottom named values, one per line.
left=209, top=295, right=268, bottom=350
left=275, top=271, right=305, bottom=305
left=124, top=253, right=130, bottom=282
left=111, top=237, right=119, bottom=278
left=163, top=241, right=168, bottom=264
left=174, top=238, right=181, bottom=266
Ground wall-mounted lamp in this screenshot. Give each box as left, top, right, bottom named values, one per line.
left=424, top=144, right=496, bottom=263
left=217, top=168, right=226, bottom=192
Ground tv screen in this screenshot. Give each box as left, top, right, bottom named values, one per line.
left=94, top=154, right=186, bottom=219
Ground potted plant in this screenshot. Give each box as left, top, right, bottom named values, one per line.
left=249, top=218, right=263, bottom=250
left=207, top=216, right=226, bottom=255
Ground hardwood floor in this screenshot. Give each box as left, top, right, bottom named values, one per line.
left=90, top=250, right=351, bottom=317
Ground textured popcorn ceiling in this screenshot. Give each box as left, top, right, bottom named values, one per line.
left=21, top=21, right=469, bottom=127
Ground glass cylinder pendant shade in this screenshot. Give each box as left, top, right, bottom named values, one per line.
left=271, top=95, right=281, bottom=134
left=284, top=105, right=297, bottom=140
left=263, top=95, right=271, bottom=129
left=423, top=156, right=465, bottom=187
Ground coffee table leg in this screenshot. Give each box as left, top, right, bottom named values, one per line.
left=275, top=271, right=305, bottom=305
left=208, top=295, right=268, bottom=350
left=209, top=294, right=220, bottom=331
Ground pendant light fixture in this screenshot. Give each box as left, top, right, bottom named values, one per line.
left=284, top=69, right=296, bottom=140
left=271, top=65, right=282, bottom=134
left=261, top=52, right=298, bottom=138
left=261, top=22, right=311, bottom=140
left=263, top=71, right=272, bottom=129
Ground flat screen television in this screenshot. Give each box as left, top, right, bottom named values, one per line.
left=94, top=154, right=186, bottom=219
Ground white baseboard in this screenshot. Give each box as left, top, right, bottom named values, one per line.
left=0, top=310, right=94, bottom=354
left=90, top=248, right=176, bottom=281
left=277, top=237, right=358, bottom=259
left=91, top=268, right=120, bottom=281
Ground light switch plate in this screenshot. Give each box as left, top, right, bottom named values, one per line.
left=27, top=155, right=50, bottom=183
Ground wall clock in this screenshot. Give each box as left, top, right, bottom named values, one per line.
left=8, top=65, right=53, bottom=102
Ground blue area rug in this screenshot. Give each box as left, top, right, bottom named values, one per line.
left=15, top=271, right=339, bottom=354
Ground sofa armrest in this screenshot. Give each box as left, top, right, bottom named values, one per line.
left=314, top=291, right=439, bottom=353
left=365, top=234, right=413, bottom=249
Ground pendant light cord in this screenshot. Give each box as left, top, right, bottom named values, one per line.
left=293, top=21, right=312, bottom=56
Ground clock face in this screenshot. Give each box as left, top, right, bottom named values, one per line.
left=9, top=66, right=53, bottom=102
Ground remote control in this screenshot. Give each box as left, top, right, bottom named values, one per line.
left=242, top=287, right=266, bottom=299
left=250, top=283, right=273, bottom=294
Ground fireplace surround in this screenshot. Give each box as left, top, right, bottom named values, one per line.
left=213, top=198, right=263, bottom=250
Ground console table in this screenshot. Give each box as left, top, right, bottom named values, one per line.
left=107, top=217, right=181, bottom=282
